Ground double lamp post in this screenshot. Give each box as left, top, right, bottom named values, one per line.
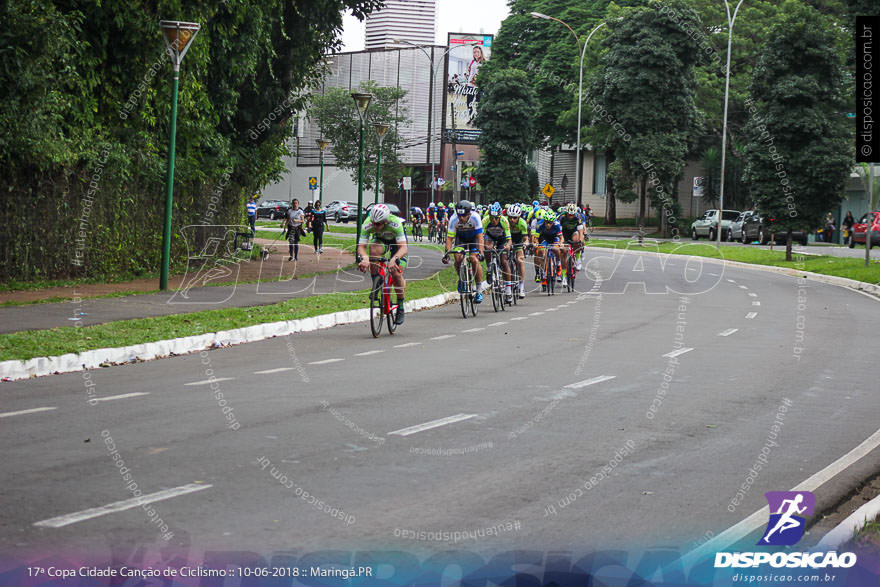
left=350, top=92, right=391, bottom=253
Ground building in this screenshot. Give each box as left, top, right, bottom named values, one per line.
left=365, top=0, right=436, bottom=50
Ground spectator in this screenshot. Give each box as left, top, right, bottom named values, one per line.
left=283, top=199, right=305, bottom=261
left=303, top=201, right=314, bottom=230
left=824, top=212, right=835, bottom=243
left=247, top=194, right=258, bottom=235
left=842, top=211, right=855, bottom=246
left=311, top=200, right=327, bottom=253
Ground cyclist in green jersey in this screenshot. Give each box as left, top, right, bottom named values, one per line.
left=482, top=203, right=513, bottom=302
left=506, top=203, right=529, bottom=298
left=357, top=204, right=408, bottom=324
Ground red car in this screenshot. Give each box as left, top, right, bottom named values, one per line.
left=849, top=211, right=880, bottom=248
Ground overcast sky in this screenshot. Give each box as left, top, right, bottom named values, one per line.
left=339, top=0, right=511, bottom=51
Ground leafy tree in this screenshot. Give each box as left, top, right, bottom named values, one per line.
left=474, top=68, right=539, bottom=204
left=588, top=0, right=703, bottom=236
left=742, top=1, right=852, bottom=260
left=309, top=81, right=409, bottom=191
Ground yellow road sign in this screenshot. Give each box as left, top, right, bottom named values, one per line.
left=541, top=183, right=555, bottom=199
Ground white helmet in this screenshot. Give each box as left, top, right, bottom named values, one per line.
left=508, top=203, right=522, bottom=218
left=370, top=203, right=392, bottom=223
left=565, top=203, right=578, bottom=215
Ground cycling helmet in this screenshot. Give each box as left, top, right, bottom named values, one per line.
left=370, top=203, right=392, bottom=224
left=437, top=202, right=445, bottom=208
left=544, top=211, right=557, bottom=223
left=508, top=203, right=522, bottom=218
left=489, top=202, right=502, bottom=217
left=532, top=200, right=540, bottom=207
left=455, top=200, right=473, bottom=216
left=429, top=201, right=435, bottom=207
left=565, top=203, right=578, bottom=215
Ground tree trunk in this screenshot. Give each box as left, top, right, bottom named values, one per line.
left=606, top=192, right=616, bottom=225
left=786, top=230, right=793, bottom=262
left=638, top=176, right=647, bottom=244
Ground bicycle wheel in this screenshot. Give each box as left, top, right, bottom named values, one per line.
left=567, top=252, right=576, bottom=293
left=547, top=254, right=556, bottom=296
left=369, top=279, right=384, bottom=337
left=490, top=260, right=500, bottom=312
left=459, top=260, right=470, bottom=319
left=510, top=250, right=520, bottom=305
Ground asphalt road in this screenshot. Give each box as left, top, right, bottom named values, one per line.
left=1, top=248, right=879, bottom=565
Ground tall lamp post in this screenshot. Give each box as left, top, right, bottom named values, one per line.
left=315, top=138, right=329, bottom=202
left=531, top=13, right=605, bottom=208
left=373, top=122, right=390, bottom=204
left=158, top=20, right=200, bottom=291
left=352, top=92, right=373, bottom=254
left=717, top=0, right=745, bottom=249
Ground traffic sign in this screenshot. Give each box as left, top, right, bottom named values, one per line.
left=402, top=176, right=412, bottom=190
left=436, top=177, right=446, bottom=186
left=308, top=176, right=318, bottom=190
left=469, top=176, right=477, bottom=187
left=541, top=183, right=555, bottom=199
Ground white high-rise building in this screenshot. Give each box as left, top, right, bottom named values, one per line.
left=365, top=0, right=436, bottom=50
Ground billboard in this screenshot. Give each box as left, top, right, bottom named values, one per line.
left=442, top=33, right=493, bottom=144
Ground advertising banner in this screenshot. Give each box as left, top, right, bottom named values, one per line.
left=442, top=33, right=493, bottom=144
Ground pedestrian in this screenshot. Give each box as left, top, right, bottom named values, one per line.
left=247, top=194, right=258, bottom=236
left=842, top=211, right=855, bottom=246
left=303, top=201, right=314, bottom=231
left=311, top=200, right=327, bottom=254
left=283, top=198, right=305, bottom=261
left=824, top=212, right=835, bottom=243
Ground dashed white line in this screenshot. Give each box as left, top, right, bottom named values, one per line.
left=745, top=312, right=758, bottom=319
left=253, top=367, right=295, bottom=374
left=394, top=342, right=422, bottom=348
left=185, top=377, right=234, bottom=386
left=92, top=392, right=150, bottom=403
left=718, top=328, right=739, bottom=337
left=388, top=413, right=478, bottom=437
left=564, top=375, right=617, bottom=389
left=752, top=301, right=761, bottom=306
left=529, top=312, right=544, bottom=316
left=662, top=347, right=694, bottom=359
left=429, top=334, right=456, bottom=341
left=462, top=327, right=485, bottom=333
left=546, top=308, right=558, bottom=312
left=308, top=358, right=345, bottom=365
left=748, top=292, right=758, bottom=297
left=709, top=273, right=720, bottom=277
left=738, top=285, right=749, bottom=289
left=354, top=350, right=385, bottom=356
left=0, top=407, right=57, bottom=419
left=34, top=483, right=212, bottom=528
left=488, top=322, right=508, bottom=327
left=510, top=317, right=528, bottom=321
left=727, top=279, right=736, bottom=283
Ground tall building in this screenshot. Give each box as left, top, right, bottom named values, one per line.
left=365, top=0, right=436, bottom=50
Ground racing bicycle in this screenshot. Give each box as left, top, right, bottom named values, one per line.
left=367, top=255, right=401, bottom=337
left=445, top=245, right=478, bottom=319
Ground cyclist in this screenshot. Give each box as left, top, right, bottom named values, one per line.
left=436, top=202, right=448, bottom=236
left=507, top=203, right=529, bottom=298
left=527, top=200, right=542, bottom=225
left=482, top=203, right=513, bottom=302
left=559, top=202, right=585, bottom=274
left=443, top=200, right=485, bottom=303
left=357, top=204, right=408, bottom=324
left=410, top=206, right=424, bottom=240
left=531, top=209, right=564, bottom=289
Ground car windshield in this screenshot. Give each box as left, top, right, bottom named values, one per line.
left=722, top=211, right=739, bottom=220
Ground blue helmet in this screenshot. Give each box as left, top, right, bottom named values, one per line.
left=489, top=202, right=502, bottom=217
left=532, top=200, right=540, bottom=207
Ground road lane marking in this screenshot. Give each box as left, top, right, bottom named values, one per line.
left=488, top=322, right=508, bottom=327
left=307, top=358, right=345, bottom=365
left=92, top=393, right=150, bottom=403
left=185, top=377, right=234, bottom=386
left=662, top=347, right=694, bottom=359
left=388, top=414, right=478, bottom=437
left=354, top=350, right=385, bottom=356
left=0, top=407, right=57, bottom=419
left=752, top=301, right=761, bottom=306
left=254, top=367, right=295, bottom=374
left=394, top=342, right=422, bottom=348
left=738, top=285, right=749, bottom=289
left=34, top=483, right=212, bottom=529
left=510, top=317, right=528, bottom=321
left=681, top=425, right=880, bottom=569
left=529, top=312, right=544, bottom=316
left=727, top=279, right=736, bottom=283
left=429, top=335, right=456, bottom=341
left=546, top=308, right=558, bottom=312
left=709, top=273, right=720, bottom=276
left=564, top=375, right=617, bottom=389
left=718, top=328, right=739, bottom=337
left=462, top=327, right=485, bottom=333
left=745, top=312, right=758, bottom=319
left=748, top=292, right=758, bottom=297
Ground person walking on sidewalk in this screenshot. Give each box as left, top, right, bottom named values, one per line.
left=842, top=211, right=855, bottom=246
left=247, top=194, right=258, bottom=236
left=283, top=198, right=305, bottom=261
left=311, top=200, right=327, bottom=253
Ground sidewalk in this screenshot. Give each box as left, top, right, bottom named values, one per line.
left=0, top=240, right=445, bottom=334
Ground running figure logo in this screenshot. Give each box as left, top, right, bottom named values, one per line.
left=759, top=491, right=816, bottom=546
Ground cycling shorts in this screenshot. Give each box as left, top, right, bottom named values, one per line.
left=368, top=240, right=408, bottom=269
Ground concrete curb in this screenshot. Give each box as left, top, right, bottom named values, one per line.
left=815, top=493, right=880, bottom=551
left=0, top=292, right=458, bottom=381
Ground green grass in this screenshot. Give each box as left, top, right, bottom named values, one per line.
left=586, top=239, right=880, bottom=284
left=0, top=268, right=459, bottom=361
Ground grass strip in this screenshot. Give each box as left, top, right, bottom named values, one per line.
left=0, top=268, right=459, bottom=362
left=586, top=239, right=880, bottom=284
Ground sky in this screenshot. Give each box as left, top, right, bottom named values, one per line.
left=338, top=0, right=511, bottom=51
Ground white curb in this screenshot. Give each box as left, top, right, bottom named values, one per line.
left=0, top=292, right=458, bottom=381
left=815, top=493, right=880, bottom=551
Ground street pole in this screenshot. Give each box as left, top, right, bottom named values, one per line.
left=373, top=123, right=390, bottom=205
left=158, top=20, right=200, bottom=291
left=316, top=138, right=329, bottom=203
left=352, top=93, right=373, bottom=258
left=718, top=0, right=745, bottom=249
left=868, top=162, right=874, bottom=268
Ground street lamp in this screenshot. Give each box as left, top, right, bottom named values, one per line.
left=717, top=0, right=745, bottom=249
left=158, top=20, right=200, bottom=291
left=351, top=92, right=373, bottom=253
left=315, top=138, right=330, bottom=202
left=373, top=122, right=390, bottom=204
left=531, top=13, right=605, bottom=208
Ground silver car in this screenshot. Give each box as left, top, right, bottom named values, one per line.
left=690, top=209, right=741, bottom=240
left=727, top=210, right=755, bottom=242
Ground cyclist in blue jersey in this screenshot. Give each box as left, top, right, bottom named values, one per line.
left=443, top=200, right=485, bottom=303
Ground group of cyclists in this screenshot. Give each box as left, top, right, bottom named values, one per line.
left=357, top=199, right=593, bottom=325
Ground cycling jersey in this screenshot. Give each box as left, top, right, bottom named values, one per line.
left=482, top=215, right=511, bottom=244
left=426, top=207, right=435, bottom=220
left=436, top=207, right=448, bottom=221
left=508, top=217, right=529, bottom=244
left=447, top=211, right=484, bottom=243
left=534, top=219, right=563, bottom=244
left=559, top=214, right=583, bottom=240
left=411, top=208, right=424, bottom=221
left=359, top=215, right=407, bottom=245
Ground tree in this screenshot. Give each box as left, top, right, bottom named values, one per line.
left=742, top=0, right=852, bottom=260
left=474, top=68, right=539, bottom=204
left=309, top=81, right=409, bottom=191
left=588, top=0, right=703, bottom=237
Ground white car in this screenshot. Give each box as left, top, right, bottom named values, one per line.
left=690, top=209, right=741, bottom=240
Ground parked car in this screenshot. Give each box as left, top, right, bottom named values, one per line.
left=323, top=200, right=348, bottom=220
left=727, top=210, right=754, bottom=242
left=256, top=200, right=289, bottom=220
left=365, top=202, right=403, bottom=220
left=690, top=209, right=740, bottom=240
left=849, top=211, right=880, bottom=248
left=327, top=201, right=361, bottom=223
left=741, top=213, right=808, bottom=246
